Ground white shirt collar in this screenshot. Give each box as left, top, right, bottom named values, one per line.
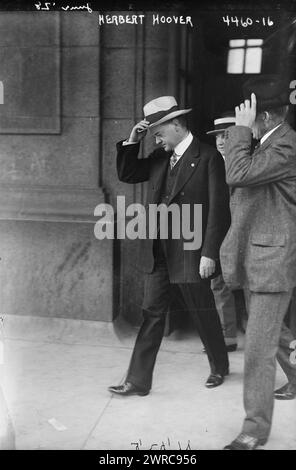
left=173, top=132, right=194, bottom=159
left=260, top=123, right=283, bottom=145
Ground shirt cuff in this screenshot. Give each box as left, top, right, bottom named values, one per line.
left=122, top=140, right=138, bottom=146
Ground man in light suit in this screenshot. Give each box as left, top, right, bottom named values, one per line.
left=221, top=76, right=296, bottom=450
left=109, top=96, right=230, bottom=396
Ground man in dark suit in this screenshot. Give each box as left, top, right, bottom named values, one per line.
left=221, top=76, right=296, bottom=450
left=108, top=96, right=230, bottom=396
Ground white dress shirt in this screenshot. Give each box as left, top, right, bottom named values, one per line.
left=172, top=132, right=193, bottom=162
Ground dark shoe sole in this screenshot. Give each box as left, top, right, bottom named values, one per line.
left=202, top=345, right=237, bottom=353
left=206, top=380, right=224, bottom=388
left=224, top=443, right=262, bottom=450
left=108, top=387, right=149, bottom=397
left=133, top=390, right=149, bottom=396
left=274, top=394, right=296, bottom=400
left=274, top=383, right=296, bottom=400
left=224, top=438, right=266, bottom=450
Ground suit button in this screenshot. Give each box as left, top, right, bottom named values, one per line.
left=181, top=192, right=184, bottom=196
left=191, top=163, right=195, bottom=167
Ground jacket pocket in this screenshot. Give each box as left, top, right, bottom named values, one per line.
left=248, top=233, right=288, bottom=291
left=251, top=233, right=286, bottom=247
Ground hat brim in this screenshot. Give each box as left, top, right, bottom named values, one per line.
left=148, top=109, right=192, bottom=128
left=206, top=123, right=237, bottom=135
left=206, top=128, right=228, bottom=135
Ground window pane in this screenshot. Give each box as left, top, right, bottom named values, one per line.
left=244, top=47, right=262, bottom=73
left=247, top=39, right=263, bottom=46
left=229, top=39, right=246, bottom=48
left=227, top=48, right=245, bottom=73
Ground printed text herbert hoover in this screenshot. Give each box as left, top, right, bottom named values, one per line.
left=98, top=14, right=194, bottom=27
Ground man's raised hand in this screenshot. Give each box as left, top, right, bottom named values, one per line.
left=128, top=120, right=150, bottom=143
left=235, top=93, right=257, bottom=129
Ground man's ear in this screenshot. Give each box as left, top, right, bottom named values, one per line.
left=262, top=111, right=269, bottom=122
left=172, top=118, right=180, bottom=130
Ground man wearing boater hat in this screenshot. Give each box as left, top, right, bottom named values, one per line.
left=109, top=96, right=231, bottom=396
left=207, top=112, right=240, bottom=352
left=220, top=75, right=296, bottom=450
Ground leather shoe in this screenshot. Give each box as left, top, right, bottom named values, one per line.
left=224, top=433, right=266, bottom=450
left=108, top=381, right=149, bottom=397
left=274, top=382, right=296, bottom=400
left=224, top=432, right=266, bottom=450
left=205, top=370, right=228, bottom=388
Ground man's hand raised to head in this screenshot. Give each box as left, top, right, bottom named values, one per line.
left=235, top=92, right=257, bottom=129
left=128, top=120, right=150, bottom=143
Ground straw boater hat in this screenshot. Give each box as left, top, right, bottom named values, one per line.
left=206, top=111, right=236, bottom=135
left=143, top=96, right=192, bottom=128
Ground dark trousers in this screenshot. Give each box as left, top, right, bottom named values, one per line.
left=126, top=250, right=229, bottom=390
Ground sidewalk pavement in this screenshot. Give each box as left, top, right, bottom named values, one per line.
left=0, top=314, right=295, bottom=450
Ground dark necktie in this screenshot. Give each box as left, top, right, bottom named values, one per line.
left=253, top=141, right=260, bottom=153
left=170, top=152, right=179, bottom=170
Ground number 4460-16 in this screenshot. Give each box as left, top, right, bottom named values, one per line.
left=222, top=16, right=274, bottom=27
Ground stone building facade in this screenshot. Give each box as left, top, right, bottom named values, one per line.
left=0, top=9, right=293, bottom=325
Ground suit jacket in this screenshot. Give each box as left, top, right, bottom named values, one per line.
left=116, top=136, right=231, bottom=283
left=220, top=122, right=296, bottom=292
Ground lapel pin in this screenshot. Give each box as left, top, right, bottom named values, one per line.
left=191, top=163, right=195, bottom=167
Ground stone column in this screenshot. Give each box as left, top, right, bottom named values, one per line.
left=0, top=12, right=113, bottom=321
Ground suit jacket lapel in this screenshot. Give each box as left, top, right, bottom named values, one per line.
left=168, top=137, right=200, bottom=204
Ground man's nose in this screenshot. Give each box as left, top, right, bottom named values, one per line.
left=155, top=137, right=161, bottom=145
